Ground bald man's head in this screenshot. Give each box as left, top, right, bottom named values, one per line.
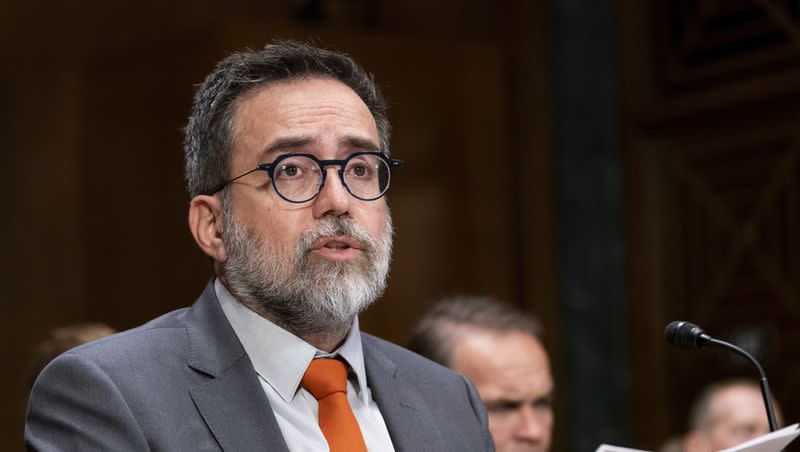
left=685, top=379, right=781, bottom=452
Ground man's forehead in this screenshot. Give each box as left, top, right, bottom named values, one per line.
left=453, top=329, right=553, bottom=388
left=456, top=328, right=548, bottom=360
left=477, top=369, right=555, bottom=402
left=708, top=385, right=765, bottom=421
left=229, top=77, right=379, bottom=163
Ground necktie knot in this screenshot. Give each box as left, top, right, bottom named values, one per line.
left=301, top=358, right=348, bottom=400
left=300, top=357, right=367, bottom=452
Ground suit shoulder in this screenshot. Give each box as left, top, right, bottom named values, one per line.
left=60, top=307, right=191, bottom=366
left=360, top=332, right=463, bottom=381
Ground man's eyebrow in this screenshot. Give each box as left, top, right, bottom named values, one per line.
left=342, top=136, right=380, bottom=152
left=484, top=398, right=524, bottom=407
left=259, top=137, right=315, bottom=160
left=257, top=136, right=379, bottom=161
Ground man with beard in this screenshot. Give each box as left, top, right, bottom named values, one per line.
left=410, top=297, right=554, bottom=452
left=26, top=41, right=494, bottom=451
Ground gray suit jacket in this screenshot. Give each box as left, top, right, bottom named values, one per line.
left=26, top=281, right=494, bottom=451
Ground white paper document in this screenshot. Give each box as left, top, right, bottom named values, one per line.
left=595, top=422, right=799, bottom=452
left=719, top=422, right=800, bottom=452
left=595, top=445, right=650, bottom=452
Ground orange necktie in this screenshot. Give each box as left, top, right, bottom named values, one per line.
left=301, top=358, right=368, bottom=452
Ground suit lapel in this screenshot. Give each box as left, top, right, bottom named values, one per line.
left=362, top=336, right=446, bottom=452
left=185, top=281, right=289, bottom=452
left=189, top=355, right=289, bottom=452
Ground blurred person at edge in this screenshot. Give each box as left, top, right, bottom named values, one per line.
left=682, top=378, right=782, bottom=452
left=25, top=40, right=494, bottom=451
left=27, top=323, right=115, bottom=388
left=409, top=297, right=554, bottom=452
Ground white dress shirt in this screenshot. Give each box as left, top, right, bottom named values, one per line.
left=216, top=280, right=395, bottom=452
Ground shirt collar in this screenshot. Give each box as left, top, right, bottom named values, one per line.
left=330, top=315, right=368, bottom=402
left=214, top=279, right=369, bottom=404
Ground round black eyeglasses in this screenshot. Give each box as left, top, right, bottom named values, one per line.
left=206, top=152, right=404, bottom=203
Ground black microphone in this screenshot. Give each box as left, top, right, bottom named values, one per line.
left=664, top=320, right=779, bottom=432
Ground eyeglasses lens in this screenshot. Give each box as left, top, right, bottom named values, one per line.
left=272, top=154, right=392, bottom=202
left=273, top=156, right=322, bottom=202
left=343, top=154, right=391, bottom=200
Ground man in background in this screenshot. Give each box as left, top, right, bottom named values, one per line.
left=26, top=323, right=115, bottom=389
left=682, top=378, right=780, bottom=452
left=409, top=296, right=554, bottom=452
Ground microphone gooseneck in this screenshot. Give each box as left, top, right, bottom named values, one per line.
left=663, top=320, right=779, bottom=433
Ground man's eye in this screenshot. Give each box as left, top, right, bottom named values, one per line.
left=532, top=397, right=553, bottom=410
left=277, top=163, right=305, bottom=178
left=486, top=400, right=522, bottom=413
left=347, top=162, right=372, bottom=178
left=284, top=165, right=298, bottom=176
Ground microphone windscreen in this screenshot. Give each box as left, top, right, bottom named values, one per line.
left=665, top=321, right=679, bottom=342
left=664, top=321, right=706, bottom=349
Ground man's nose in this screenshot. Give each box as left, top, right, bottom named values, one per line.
left=312, top=167, right=351, bottom=218
left=514, top=406, right=547, bottom=442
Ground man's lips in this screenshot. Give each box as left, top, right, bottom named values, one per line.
left=309, top=236, right=365, bottom=260
left=310, top=236, right=364, bottom=251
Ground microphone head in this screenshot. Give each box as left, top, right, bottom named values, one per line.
left=665, top=321, right=711, bottom=349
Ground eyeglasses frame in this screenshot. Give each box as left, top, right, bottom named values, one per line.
left=206, top=151, right=404, bottom=203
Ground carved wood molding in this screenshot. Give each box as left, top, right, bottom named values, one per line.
left=658, top=0, right=800, bottom=89
left=667, top=140, right=800, bottom=323
left=639, top=0, right=800, bottom=127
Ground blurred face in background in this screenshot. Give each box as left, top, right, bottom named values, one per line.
left=451, top=329, right=554, bottom=452
left=685, top=384, right=772, bottom=452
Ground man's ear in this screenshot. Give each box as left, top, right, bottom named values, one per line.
left=188, top=195, right=227, bottom=263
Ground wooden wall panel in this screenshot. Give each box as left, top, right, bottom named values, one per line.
left=630, top=124, right=800, bottom=447
left=622, top=0, right=800, bottom=449
left=3, top=62, right=90, bottom=447
left=77, top=40, right=219, bottom=328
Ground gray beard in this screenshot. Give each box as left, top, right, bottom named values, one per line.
left=220, top=202, right=393, bottom=336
